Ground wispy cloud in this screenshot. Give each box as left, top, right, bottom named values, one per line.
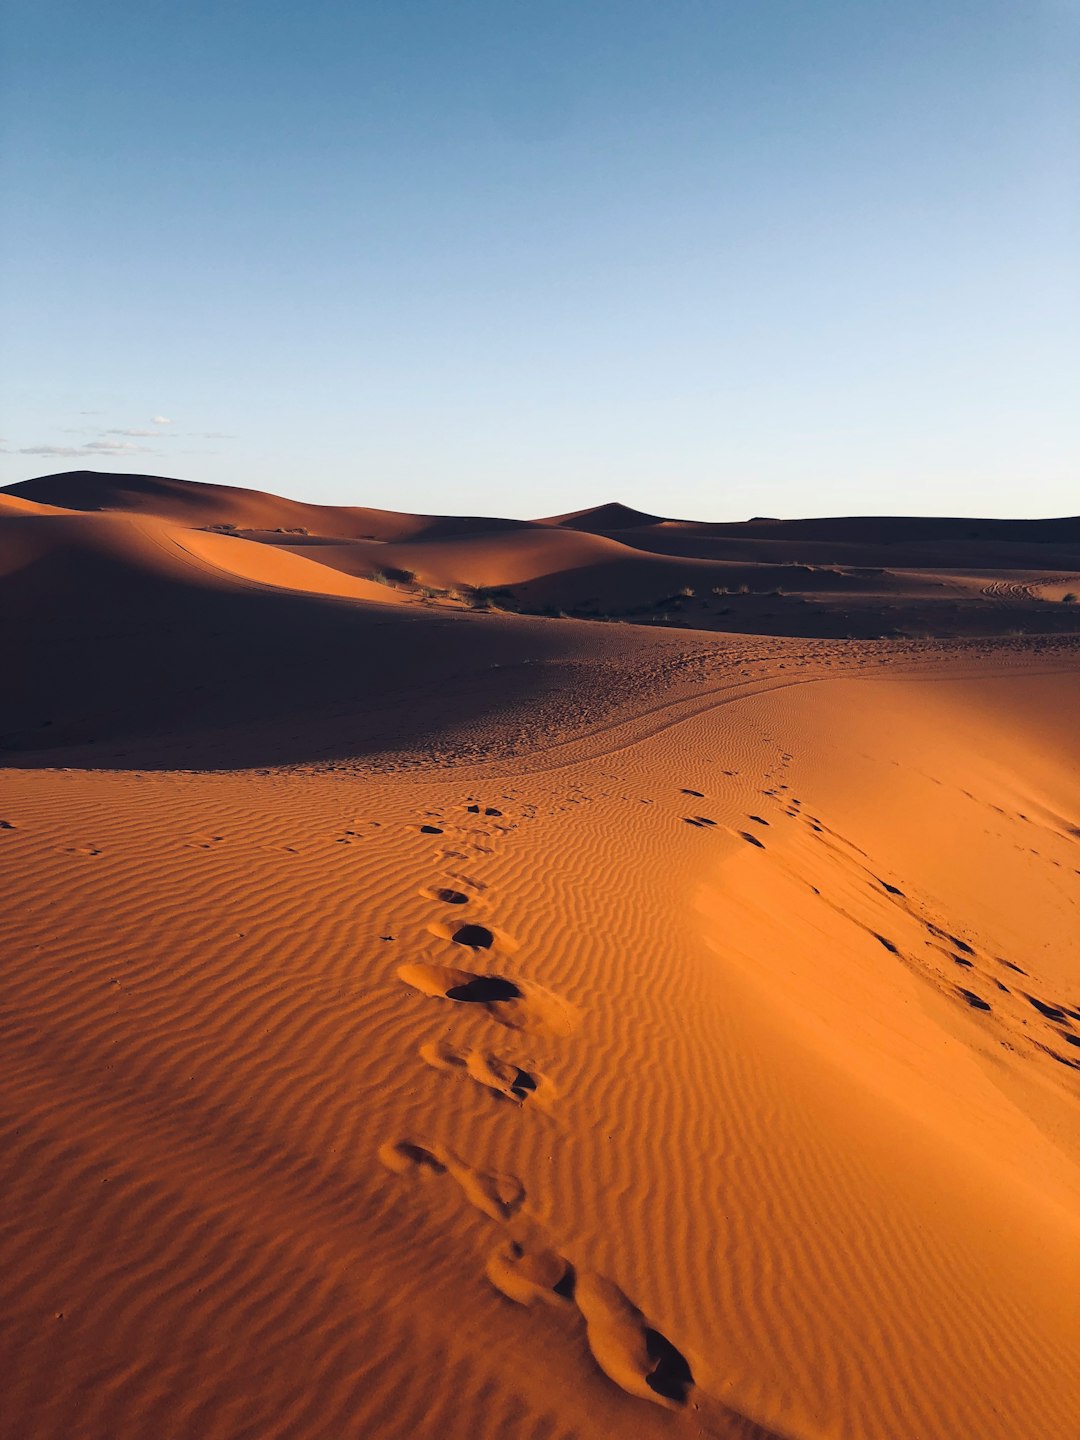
left=192, top=430, right=235, bottom=439
left=104, top=427, right=171, bottom=437
left=152, top=415, right=172, bottom=425
left=18, top=439, right=155, bottom=457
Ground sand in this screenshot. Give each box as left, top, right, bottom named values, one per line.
left=1, top=470, right=1078, bottom=1440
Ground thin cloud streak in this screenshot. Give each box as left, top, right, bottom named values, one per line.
left=17, top=440, right=156, bottom=457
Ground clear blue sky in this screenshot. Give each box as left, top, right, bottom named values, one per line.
left=1, top=1, right=1076, bottom=519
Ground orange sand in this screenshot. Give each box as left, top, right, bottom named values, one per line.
left=1, top=471, right=1078, bottom=1440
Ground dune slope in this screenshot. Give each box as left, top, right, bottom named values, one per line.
left=1, top=652, right=1077, bottom=1440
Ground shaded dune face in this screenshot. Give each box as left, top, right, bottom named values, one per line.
left=2, top=469, right=1079, bottom=771
left=0, top=466, right=1077, bottom=1440
left=4, top=470, right=1080, bottom=651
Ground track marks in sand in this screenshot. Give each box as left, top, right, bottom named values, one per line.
left=419, top=1040, right=550, bottom=1107
left=575, top=1271, right=695, bottom=1409
left=419, top=885, right=472, bottom=906
left=378, top=1140, right=525, bottom=1222
left=486, top=1238, right=576, bottom=1306
left=397, top=961, right=577, bottom=1037
left=384, top=798, right=700, bottom=1416
left=425, top=919, right=517, bottom=951
left=765, top=794, right=1080, bottom=1079
left=486, top=1238, right=695, bottom=1410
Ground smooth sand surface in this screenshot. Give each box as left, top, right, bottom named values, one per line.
left=2, top=471, right=1078, bottom=1440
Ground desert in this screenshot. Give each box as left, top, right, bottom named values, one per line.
left=1, top=467, right=1078, bottom=1439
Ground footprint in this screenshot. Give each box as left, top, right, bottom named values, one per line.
left=486, top=1246, right=694, bottom=1410
left=1021, top=993, right=1068, bottom=1022
left=60, top=844, right=103, bottom=857
left=683, top=816, right=716, bottom=828
left=426, top=920, right=516, bottom=952
left=958, top=988, right=991, bottom=1012
left=446, top=871, right=487, bottom=893
left=681, top=789, right=705, bottom=798
left=378, top=1139, right=524, bottom=1221
left=486, top=1238, right=575, bottom=1307
left=378, top=1139, right=445, bottom=1176
left=418, top=824, right=444, bottom=835
left=420, top=886, right=471, bottom=906
left=574, top=1272, right=694, bottom=1409
left=740, top=831, right=765, bottom=848
left=398, top=961, right=577, bottom=1037
left=420, top=1040, right=552, bottom=1107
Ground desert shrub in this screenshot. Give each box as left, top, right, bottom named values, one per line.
left=370, top=566, right=416, bottom=587
left=1062, top=592, right=1077, bottom=604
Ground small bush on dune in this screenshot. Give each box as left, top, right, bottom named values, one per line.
left=1062, top=592, right=1077, bottom=604
left=371, top=566, right=416, bottom=588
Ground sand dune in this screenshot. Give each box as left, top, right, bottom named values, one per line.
left=539, top=500, right=668, bottom=530
left=1, top=469, right=1078, bottom=1440
left=0, top=510, right=402, bottom=604
left=7, top=471, right=1079, bottom=640
left=4, top=469, right=539, bottom=544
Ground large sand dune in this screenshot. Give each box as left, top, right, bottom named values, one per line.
left=1, top=469, right=1077, bottom=1440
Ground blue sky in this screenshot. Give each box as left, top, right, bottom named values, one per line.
left=1, top=1, right=1076, bottom=518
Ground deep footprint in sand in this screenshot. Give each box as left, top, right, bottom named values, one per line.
left=574, top=1272, right=694, bottom=1409
left=420, top=885, right=472, bottom=906
left=398, top=961, right=577, bottom=1037
left=420, top=1040, right=551, bottom=1106
left=486, top=1238, right=576, bottom=1307
left=426, top=919, right=516, bottom=951
left=378, top=1139, right=524, bottom=1221
left=485, top=1243, right=693, bottom=1410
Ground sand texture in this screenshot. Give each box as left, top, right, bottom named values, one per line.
left=1, top=470, right=1078, bottom=1440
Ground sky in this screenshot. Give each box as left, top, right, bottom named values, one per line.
left=1, top=1, right=1077, bottom=520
